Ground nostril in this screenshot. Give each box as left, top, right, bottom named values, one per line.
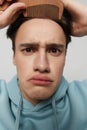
left=34, top=67, right=50, bottom=73
left=33, top=51, right=50, bottom=73
left=34, top=60, right=50, bottom=73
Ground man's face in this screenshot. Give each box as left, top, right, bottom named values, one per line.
left=13, top=18, right=66, bottom=105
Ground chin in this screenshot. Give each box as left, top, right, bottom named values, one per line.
left=31, top=90, right=55, bottom=100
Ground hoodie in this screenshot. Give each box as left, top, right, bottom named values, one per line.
left=0, top=75, right=87, bottom=130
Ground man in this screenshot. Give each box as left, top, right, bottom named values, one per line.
left=0, top=0, right=87, bottom=130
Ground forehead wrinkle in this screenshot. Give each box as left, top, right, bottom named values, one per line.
left=20, top=36, right=65, bottom=46
left=15, top=19, right=66, bottom=46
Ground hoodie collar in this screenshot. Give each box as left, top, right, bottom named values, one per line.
left=7, top=75, right=69, bottom=130
left=7, top=75, right=68, bottom=110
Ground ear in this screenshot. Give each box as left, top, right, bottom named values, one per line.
left=64, top=56, right=66, bottom=66
left=13, top=55, right=16, bottom=65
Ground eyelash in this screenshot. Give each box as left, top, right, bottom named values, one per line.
left=48, top=47, right=61, bottom=52
left=47, top=47, right=62, bottom=56
left=21, top=47, right=36, bottom=52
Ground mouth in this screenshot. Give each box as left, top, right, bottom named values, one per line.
left=28, top=75, right=53, bottom=86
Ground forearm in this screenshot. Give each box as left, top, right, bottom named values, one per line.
left=61, top=0, right=87, bottom=37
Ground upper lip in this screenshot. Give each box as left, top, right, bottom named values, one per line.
left=28, top=75, right=53, bottom=82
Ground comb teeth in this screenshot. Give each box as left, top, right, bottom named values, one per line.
left=0, top=0, right=64, bottom=20
left=24, top=5, right=59, bottom=20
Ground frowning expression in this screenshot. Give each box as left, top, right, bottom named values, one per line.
left=13, top=18, right=66, bottom=105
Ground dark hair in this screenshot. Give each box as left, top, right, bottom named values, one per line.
left=7, top=9, right=71, bottom=52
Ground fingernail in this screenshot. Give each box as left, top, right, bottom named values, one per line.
left=0, top=0, right=3, bottom=5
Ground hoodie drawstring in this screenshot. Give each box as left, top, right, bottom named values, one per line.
left=15, top=94, right=59, bottom=130
left=52, top=97, right=59, bottom=130
left=15, top=94, right=22, bottom=130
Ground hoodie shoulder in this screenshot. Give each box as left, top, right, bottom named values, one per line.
left=55, top=77, right=87, bottom=109
left=68, top=79, right=87, bottom=97
left=0, top=79, right=15, bottom=129
left=0, top=79, right=8, bottom=99
left=67, top=79, right=87, bottom=110
left=0, top=79, right=10, bottom=110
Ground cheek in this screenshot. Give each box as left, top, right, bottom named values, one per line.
left=50, top=56, right=65, bottom=83
left=14, top=55, right=33, bottom=78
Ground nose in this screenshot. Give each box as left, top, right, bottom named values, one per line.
left=33, top=51, right=50, bottom=73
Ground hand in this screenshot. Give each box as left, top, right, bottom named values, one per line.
left=0, top=0, right=26, bottom=29
left=61, top=0, right=87, bottom=37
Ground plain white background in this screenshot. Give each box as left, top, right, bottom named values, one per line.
left=0, top=0, right=87, bottom=82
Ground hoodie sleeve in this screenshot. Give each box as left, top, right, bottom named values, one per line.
left=68, top=79, right=87, bottom=103
left=0, top=80, right=15, bottom=130
left=67, top=79, right=87, bottom=125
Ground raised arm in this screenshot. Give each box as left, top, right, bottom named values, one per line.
left=61, top=0, right=87, bottom=37
left=0, top=0, right=26, bottom=29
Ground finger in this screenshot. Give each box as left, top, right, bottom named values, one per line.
left=1, top=2, right=26, bottom=17
left=0, top=10, right=3, bottom=14
left=0, top=0, right=4, bottom=4
left=0, top=2, right=26, bottom=28
left=0, top=0, right=12, bottom=5
left=71, top=21, right=87, bottom=37
left=9, top=11, right=22, bottom=24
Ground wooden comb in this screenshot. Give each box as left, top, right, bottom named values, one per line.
left=0, top=0, right=64, bottom=20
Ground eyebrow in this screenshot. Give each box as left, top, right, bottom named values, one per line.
left=18, top=43, right=65, bottom=49
left=46, top=44, right=65, bottom=49
left=19, top=43, right=39, bottom=48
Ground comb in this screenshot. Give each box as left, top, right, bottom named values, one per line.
left=0, top=0, right=64, bottom=20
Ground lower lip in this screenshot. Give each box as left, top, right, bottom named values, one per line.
left=29, top=79, right=52, bottom=86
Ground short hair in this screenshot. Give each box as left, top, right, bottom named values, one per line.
left=7, top=9, right=71, bottom=52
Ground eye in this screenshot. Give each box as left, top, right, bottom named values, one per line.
left=25, top=48, right=33, bottom=52
left=21, top=47, right=36, bottom=55
left=47, top=47, right=62, bottom=56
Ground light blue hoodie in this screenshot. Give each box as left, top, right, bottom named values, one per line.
left=0, top=75, right=87, bottom=130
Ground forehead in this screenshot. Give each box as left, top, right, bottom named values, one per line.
left=15, top=18, right=66, bottom=45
